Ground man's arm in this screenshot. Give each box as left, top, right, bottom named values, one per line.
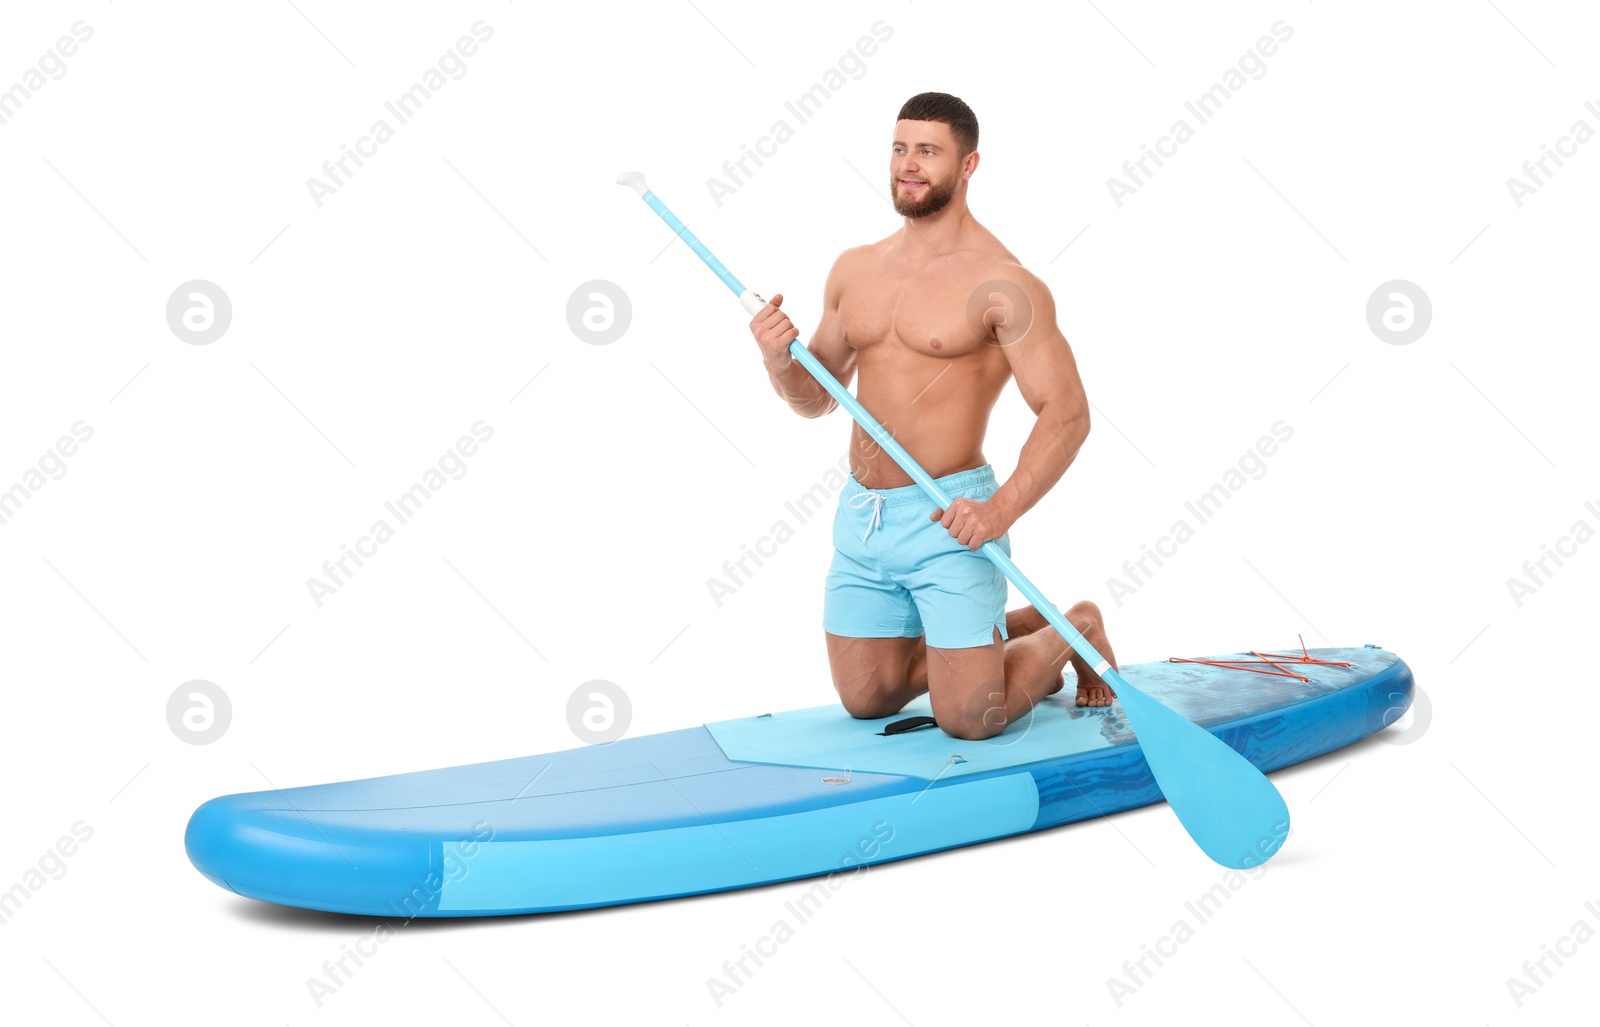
left=988, top=269, right=1091, bottom=523
left=934, top=268, right=1091, bottom=549
left=748, top=251, right=858, bottom=419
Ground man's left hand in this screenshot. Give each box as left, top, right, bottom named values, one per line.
left=931, top=497, right=1015, bottom=551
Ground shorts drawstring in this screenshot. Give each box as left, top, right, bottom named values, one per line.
left=849, top=490, right=885, bottom=543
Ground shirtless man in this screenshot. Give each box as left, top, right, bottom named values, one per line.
left=746, top=92, right=1120, bottom=742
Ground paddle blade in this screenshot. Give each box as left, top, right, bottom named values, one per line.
left=1112, top=675, right=1291, bottom=868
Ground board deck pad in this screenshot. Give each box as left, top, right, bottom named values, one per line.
left=707, top=646, right=1400, bottom=780
left=185, top=646, right=1412, bottom=917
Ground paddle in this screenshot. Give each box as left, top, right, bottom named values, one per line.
left=617, top=171, right=1290, bottom=868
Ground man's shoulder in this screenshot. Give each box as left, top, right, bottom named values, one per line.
left=833, top=237, right=893, bottom=266
left=823, top=240, right=891, bottom=292
left=968, top=252, right=1047, bottom=291
left=828, top=238, right=1044, bottom=286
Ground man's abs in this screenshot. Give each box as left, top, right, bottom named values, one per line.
left=839, top=251, right=1016, bottom=488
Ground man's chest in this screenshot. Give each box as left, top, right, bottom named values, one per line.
left=838, top=272, right=994, bottom=359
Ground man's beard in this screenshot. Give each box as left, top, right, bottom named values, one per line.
left=892, top=170, right=957, bottom=217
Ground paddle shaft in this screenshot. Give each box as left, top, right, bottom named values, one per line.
left=621, top=174, right=1293, bottom=868
left=634, top=187, right=1123, bottom=688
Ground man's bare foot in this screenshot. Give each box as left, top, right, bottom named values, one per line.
left=1075, top=675, right=1117, bottom=707
left=1061, top=600, right=1118, bottom=708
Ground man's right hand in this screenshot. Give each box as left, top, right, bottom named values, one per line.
left=749, top=293, right=799, bottom=368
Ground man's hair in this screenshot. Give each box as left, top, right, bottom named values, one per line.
left=896, top=92, right=978, bottom=156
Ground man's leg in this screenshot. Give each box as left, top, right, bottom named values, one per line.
left=923, top=601, right=1121, bottom=740
left=1001, top=601, right=1120, bottom=708
left=826, top=633, right=925, bottom=719
left=906, top=605, right=1057, bottom=692
left=827, top=602, right=1118, bottom=726
left=911, top=602, right=1117, bottom=704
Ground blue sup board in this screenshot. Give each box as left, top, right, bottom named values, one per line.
left=186, top=646, right=1412, bottom=916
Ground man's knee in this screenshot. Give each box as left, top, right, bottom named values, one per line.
left=839, top=690, right=903, bottom=720
left=941, top=716, right=1002, bottom=741
left=1066, top=600, right=1103, bottom=632
left=932, top=696, right=1008, bottom=741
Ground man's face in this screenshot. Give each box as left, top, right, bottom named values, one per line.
left=890, top=119, right=967, bottom=218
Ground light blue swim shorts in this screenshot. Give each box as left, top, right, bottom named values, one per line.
left=823, top=463, right=1011, bottom=650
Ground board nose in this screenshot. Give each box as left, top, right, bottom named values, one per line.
left=184, top=791, right=438, bottom=916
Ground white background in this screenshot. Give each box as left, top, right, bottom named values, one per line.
left=1, top=1, right=1596, bottom=1024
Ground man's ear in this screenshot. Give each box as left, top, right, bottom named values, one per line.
left=963, top=150, right=980, bottom=180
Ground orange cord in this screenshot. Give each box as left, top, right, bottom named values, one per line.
left=1168, top=634, right=1352, bottom=683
